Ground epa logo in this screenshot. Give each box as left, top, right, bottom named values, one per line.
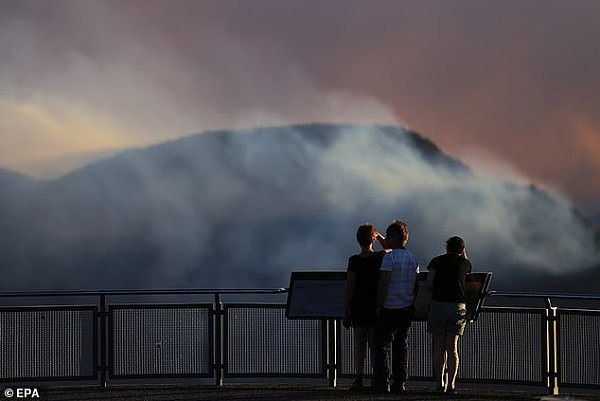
left=3, top=388, right=40, bottom=398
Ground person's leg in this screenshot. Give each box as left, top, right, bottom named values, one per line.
left=428, top=301, right=447, bottom=390
left=432, top=333, right=447, bottom=389
left=353, top=326, right=368, bottom=383
left=446, top=303, right=466, bottom=392
left=445, top=334, right=460, bottom=391
left=372, top=309, right=394, bottom=391
left=367, top=325, right=376, bottom=355
left=390, top=307, right=413, bottom=392
left=366, top=325, right=376, bottom=385
left=391, top=324, right=409, bottom=390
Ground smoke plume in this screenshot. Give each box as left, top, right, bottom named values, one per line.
left=0, top=124, right=598, bottom=292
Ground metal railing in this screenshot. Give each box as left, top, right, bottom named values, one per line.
left=0, top=288, right=288, bottom=387
left=0, top=288, right=598, bottom=395
left=486, top=291, right=600, bottom=395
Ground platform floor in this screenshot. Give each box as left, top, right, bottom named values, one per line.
left=41, top=384, right=600, bottom=401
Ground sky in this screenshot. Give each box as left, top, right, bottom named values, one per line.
left=1, top=0, right=599, bottom=214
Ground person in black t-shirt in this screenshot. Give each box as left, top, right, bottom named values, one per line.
left=426, top=236, right=472, bottom=395
left=343, top=224, right=387, bottom=390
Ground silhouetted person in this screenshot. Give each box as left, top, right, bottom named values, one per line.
left=372, top=221, right=419, bottom=394
left=343, top=223, right=387, bottom=390
left=426, top=236, right=472, bottom=395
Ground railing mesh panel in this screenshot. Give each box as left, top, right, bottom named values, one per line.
left=340, top=322, right=432, bottom=378
left=408, top=321, right=432, bottom=378
left=341, top=311, right=545, bottom=383
left=0, top=308, right=95, bottom=379
left=2, top=300, right=597, bottom=387
left=226, top=306, right=322, bottom=375
left=459, top=309, right=543, bottom=383
left=340, top=326, right=373, bottom=376
left=111, top=306, right=211, bottom=376
left=559, top=311, right=600, bottom=386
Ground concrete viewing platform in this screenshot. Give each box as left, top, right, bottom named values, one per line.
left=41, top=384, right=600, bottom=401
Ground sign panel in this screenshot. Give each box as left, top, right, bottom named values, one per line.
left=285, top=271, right=346, bottom=319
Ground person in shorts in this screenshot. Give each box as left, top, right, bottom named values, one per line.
left=343, top=224, right=387, bottom=390
left=426, top=236, right=472, bottom=395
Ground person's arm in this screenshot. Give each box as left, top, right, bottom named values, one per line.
left=344, top=271, right=357, bottom=321
left=375, top=231, right=390, bottom=251
left=426, top=268, right=436, bottom=292
left=423, top=258, right=435, bottom=301
left=376, top=271, right=391, bottom=314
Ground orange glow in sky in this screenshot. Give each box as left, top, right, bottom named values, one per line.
left=1, top=0, right=599, bottom=213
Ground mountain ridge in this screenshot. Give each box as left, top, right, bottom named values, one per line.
left=0, top=124, right=598, bottom=292
left=51, top=123, right=470, bottom=183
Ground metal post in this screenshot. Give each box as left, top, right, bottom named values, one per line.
left=214, top=293, right=224, bottom=386
left=321, top=320, right=328, bottom=383
left=99, top=294, right=108, bottom=388
left=335, top=319, right=341, bottom=386
left=544, top=298, right=559, bottom=395
left=327, top=319, right=338, bottom=388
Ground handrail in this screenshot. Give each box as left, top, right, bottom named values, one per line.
left=0, top=288, right=289, bottom=298
left=487, top=290, right=600, bottom=301
left=3, top=288, right=599, bottom=300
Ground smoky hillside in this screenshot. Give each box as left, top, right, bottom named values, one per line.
left=1, top=124, right=598, bottom=291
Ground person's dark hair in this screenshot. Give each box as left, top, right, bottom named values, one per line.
left=446, top=236, right=465, bottom=254
left=386, top=220, right=409, bottom=245
left=356, top=224, right=376, bottom=247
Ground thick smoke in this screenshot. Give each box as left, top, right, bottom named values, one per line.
left=0, top=124, right=598, bottom=291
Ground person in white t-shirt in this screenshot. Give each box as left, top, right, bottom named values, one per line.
left=371, top=220, right=419, bottom=394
